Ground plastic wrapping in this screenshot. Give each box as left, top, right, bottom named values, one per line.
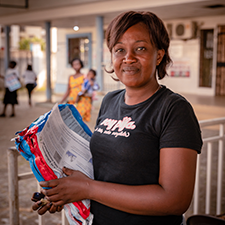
left=14, top=104, right=93, bottom=225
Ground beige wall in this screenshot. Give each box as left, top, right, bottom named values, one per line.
left=160, top=15, right=225, bottom=96
left=54, top=15, right=225, bottom=95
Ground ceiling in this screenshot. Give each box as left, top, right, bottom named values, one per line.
left=0, top=0, right=225, bottom=29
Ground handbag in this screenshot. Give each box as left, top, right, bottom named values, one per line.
left=5, top=73, right=21, bottom=92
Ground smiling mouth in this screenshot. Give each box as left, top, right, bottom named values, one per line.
left=122, top=67, right=139, bottom=75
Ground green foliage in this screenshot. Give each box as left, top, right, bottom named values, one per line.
left=30, top=37, right=46, bottom=51
left=19, top=37, right=45, bottom=51
left=19, top=38, right=30, bottom=50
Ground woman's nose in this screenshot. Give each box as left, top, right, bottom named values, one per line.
left=123, top=51, right=137, bottom=64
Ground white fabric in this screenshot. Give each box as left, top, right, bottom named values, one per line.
left=4, top=68, right=20, bottom=88
left=181, top=215, right=186, bottom=225
left=22, top=70, right=37, bottom=85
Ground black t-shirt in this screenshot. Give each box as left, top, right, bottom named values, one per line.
left=90, top=85, right=202, bottom=225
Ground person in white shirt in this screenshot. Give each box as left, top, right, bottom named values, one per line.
left=0, top=61, right=20, bottom=117
left=22, top=64, right=37, bottom=106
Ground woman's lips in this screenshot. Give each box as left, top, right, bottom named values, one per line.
left=122, top=67, right=139, bottom=75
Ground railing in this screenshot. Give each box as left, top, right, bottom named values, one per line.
left=7, top=147, right=68, bottom=225
left=193, top=117, right=225, bottom=215
left=8, top=117, right=225, bottom=224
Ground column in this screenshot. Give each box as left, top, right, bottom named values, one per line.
left=96, top=16, right=104, bottom=91
left=4, top=25, right=10, bottom=71
left=45, top=21, right=52, bottom=102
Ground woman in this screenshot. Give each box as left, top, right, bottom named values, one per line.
left=32, top=11, right=202, bottom=225
left=22, top=64, right=37, bottom=106
left=76, top=69, right=100, bottom=122
left=0, top=61, right=20, bottom=117
left=59, top=58, right=84, bottom=105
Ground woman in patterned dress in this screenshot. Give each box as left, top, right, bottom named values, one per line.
left=76, top=69, right=99, bottom=122
left=59, top=58, right=84, bottom=105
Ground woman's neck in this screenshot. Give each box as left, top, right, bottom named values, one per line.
left=73, top=71, right=82, bottom=77
left=125, top=83, right=161, bottom=105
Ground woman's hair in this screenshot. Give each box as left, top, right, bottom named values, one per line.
left=89, top=69, right=97, bottom=77
left=105, top=11, right=172, bottom=79
left=70, top=58, right=84, bottom=68
left=27, top=64, right=32, bottom=71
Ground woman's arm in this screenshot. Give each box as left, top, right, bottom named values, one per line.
left=59, top=76, right=70, bottom=104
left=33, top=71, right=37, bottom=81
left=39, top=147, right=197, bottom=216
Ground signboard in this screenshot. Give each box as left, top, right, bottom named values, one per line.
left=168, top=59, right=191, bottom=77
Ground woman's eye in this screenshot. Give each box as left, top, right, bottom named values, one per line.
left=115, top=48, right=124, bottom=53
left=137, top=47, right=146, bottom=51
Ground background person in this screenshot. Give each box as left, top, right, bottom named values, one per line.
left=32, top=11, right=202, bottom=225
left=59, top=58, right=84, bottom=105
left=0, top=61, right=20, bottom=117
left=22, top=64, right=37, bottom=106
left=76, top=69, right=100, bottom=122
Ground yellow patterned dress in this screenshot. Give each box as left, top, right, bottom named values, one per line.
left=76, top=96, right=92, bottom=122
left=67, top=75, right=84, bottom=104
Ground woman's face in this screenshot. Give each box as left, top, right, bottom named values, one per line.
left=72, top=60, right=82, bottom=72
left=112, top=22, right=164, bottom=89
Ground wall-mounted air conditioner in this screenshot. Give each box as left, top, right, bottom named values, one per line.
left=172, top=21, right=197, bottom=40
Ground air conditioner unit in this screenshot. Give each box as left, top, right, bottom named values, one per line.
left=172, top=21, right=197, bottom=40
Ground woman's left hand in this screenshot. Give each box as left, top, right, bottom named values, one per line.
left=40, top=167, right=92, bottom=207
left=31, top=190, right=63, bottom=215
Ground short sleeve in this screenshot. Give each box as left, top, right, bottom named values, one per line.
left=159, top=98, right=202, bottom=153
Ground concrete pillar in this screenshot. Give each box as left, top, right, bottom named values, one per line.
left=96, top=16, right=104, bottom=91
left=45, top=21, right=52, bottom=102
left=4, top=25, right=10, bottom=71
left=11, top=25, right=20, bottom=50
left=8, top=148, right=19, bottom=225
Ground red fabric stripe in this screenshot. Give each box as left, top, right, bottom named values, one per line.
left=21, top=125, right=90, bottom=219
left=23, top=125, right=57, bottom=180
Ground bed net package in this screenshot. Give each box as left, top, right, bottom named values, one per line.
left=14, top=103, right=94, bottom=225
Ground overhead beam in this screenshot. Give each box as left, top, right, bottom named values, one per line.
left=0, top=0, right=206, bottom=25
left=0, top=0, right=28, bottom=9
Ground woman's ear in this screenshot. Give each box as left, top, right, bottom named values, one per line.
left=156, top=49, right=165, bottom=66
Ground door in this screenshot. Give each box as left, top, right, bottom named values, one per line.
left=66, top=33, right=92, bottom=68
left=216, top=25, right=225, bottom=95
left=199, top=29, right=214, bottom=88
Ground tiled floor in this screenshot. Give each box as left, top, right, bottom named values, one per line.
left=0, top=89, right=224, bottom=224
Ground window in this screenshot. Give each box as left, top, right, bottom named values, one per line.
left=66, top=33, right=92, bottom=68
left=199, top=29, right=214, bottom=87
left=20, top=26, right=25, bottom=32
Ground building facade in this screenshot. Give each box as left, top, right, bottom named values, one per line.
left=0, top=0, right=224, bottom=96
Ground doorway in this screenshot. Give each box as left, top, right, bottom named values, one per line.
left=216, top=25, right=225, bottom=95
left=199, top=29, right=214, bottom=88
left=66, top=33, right=92, bottom=68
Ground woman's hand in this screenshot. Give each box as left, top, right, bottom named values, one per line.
left=34, top=148, right=197, bottom=216
left=40, top=167, right=92, bottom=207
left=32, top=200, right=63, bottom=215
left=31, top=190, right=63, bottom=215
